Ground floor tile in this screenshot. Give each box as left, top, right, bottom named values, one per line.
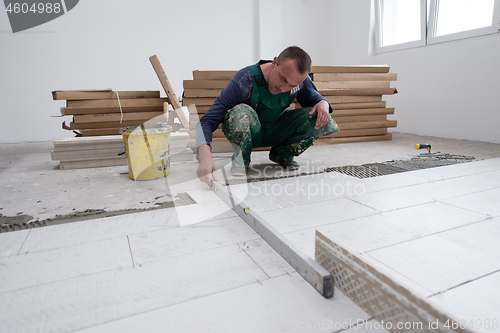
left=237, top=238, right=295, bottom=278
left=480, top=169, right=500, bottom=180
left=129, top=217, right=258, bottom=265
left=259, top=198, right=379, bottom=234
left=367, top=218, right=500, bottom=294
left=18, top=204, right=236, bottom=254
left=0, top=237, right=132, bottom=293
left=0, top=244, right=268, bottom=333
left=0, top=229, right=30, bottom=257
left=317, top=201, right=487, bottom=252
left=349, top=174, right=500, bottom=212
left=76, top=273, right=373, bottom=333
left=428, top=270, right=500, bottom=333
left=441, top=187, right=500, bottom=217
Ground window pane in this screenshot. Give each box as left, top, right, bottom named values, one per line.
left=434, top=0, right=495, bottom=36
left=380, top=0, right=422, bottom=47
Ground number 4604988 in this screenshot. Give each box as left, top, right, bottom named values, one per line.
left=5, top=2, right=61, bottom=14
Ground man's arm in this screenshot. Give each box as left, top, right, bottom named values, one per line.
left=196, top=144, right=218, bottom=187
left=295, top=76, right=333, bottom=129
left=195, top=68, right=254, bottom=186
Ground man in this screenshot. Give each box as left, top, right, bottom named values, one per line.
left=196, top=46, right=338, bottom=186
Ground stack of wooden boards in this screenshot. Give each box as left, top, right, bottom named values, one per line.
left=52, top=89, right=176, bottom=136
left=182, top=70, right=236, bottom=152
left=51, top=132, right=192, bottom=170
left=310, top=65, right=397, bottom=145
left=182, top=65, right=397, bottom=152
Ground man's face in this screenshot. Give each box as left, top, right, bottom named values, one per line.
left=268, top=58, right=308, bottom=95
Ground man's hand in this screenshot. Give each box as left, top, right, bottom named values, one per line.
left=196, top=144, right=219, bottom=187
left=309, top=100, right=330, bottom=129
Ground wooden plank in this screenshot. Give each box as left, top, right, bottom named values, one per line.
left=80, top=128, right=127, bottom=136
left=311, top=65, right=390, bottom=73
left=183, top=88, right=223, bottom=98
left=211, top=180, right=334, bottom=298
left=182, top=97, right=216, bottom=106
left=192, top=70, right=237, bottom=80
left=314, top=81, right=391, bottom=89
left=67, top=97, right=167, bottom=108
left=331, top=101, right=386, bottom=109
left=59, top=157, right=127, bottom=169
left=175, top=106, right=190, bottom=129
left=312, top=73, right=397, bottom=81
left=183, top=80, right=230, bottom=89
left=315, top=230, right=472, bottom=333
left=324, top=95, right=383, bottom=104
left=331, top=107, right=394, bottom=117
left=64, top=105, right=164, bottom=116
left=73, top=112, right=164, bottom=123
left=319, top=88, right=398, bottom=96
left=332, top=115, right=387, bottom=123
left=337, top=120, right=397, bottom=130
left=69, top=120, right=152, bottom=130
left=324, top=128, right=388, bottom=138
left=314, top=133, right=393, bottom=145
left=52, top=90, right=160, bottom=101
left=51, top=148, right=125, bottom=162
left=149, top=55, right=182, bottom=110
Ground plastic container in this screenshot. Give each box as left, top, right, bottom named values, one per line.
left=120, top=124, right=172, bottom=180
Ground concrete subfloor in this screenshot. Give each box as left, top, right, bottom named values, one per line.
left=1, top=132, right=500, bottom=333
left=1, top=132, right=499, bottom=225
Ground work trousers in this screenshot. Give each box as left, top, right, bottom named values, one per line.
left=221, top=103, right=339, bottom=167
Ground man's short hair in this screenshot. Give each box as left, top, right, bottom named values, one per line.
left=277, top=46, right=312, bottom=75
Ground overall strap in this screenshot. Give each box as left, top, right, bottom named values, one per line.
left=247, top=65, right=265, bottom=109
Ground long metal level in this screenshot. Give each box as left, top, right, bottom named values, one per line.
left=211, top=179, right=334, bottom=298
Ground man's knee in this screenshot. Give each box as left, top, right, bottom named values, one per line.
left=223, top=104, right=258, bottom=132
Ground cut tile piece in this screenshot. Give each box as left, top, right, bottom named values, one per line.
left=428, top=270, right=500, bottom=333
left=0, top=229, right=30, bottom=257
left=0, top=237, right=132, bottom=293
left=0, top=244, right=269, bottom=333
left=129, top=217, right=258, bottom=265
left=315, top=231, right=467, bottom=333
left=76, top=273, right=374, bottom=333
left=367, top=218, right=500, bottom=294
left=441, top=187, right=500, bottom=217
left=237, top=238, right=295, bottom=278
left=259, top=197, right=379, bottom=234
left=317, top=201, right=488, bottom=252
left=350, top=174, right=500, bottom=212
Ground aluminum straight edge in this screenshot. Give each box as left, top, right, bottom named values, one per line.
left=211, top=180, right=334, bottom=298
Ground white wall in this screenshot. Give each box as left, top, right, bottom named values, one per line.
left=0, top=0, right=259, bottom=143
left=325, top=0, right=500, bottom=144
left=1, top=0, right=499, bottom=144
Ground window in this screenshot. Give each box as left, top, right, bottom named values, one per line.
left=374, top=0, right=500, bottom=53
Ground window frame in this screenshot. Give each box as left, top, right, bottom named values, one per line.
left=427, top=0, right=500, bottom=44
left=374, top=0, right=500, bottom=54
left=374, top=0, right=427, bottom=53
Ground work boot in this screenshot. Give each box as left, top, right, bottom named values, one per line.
left=269, top=149, right=299, bottom=170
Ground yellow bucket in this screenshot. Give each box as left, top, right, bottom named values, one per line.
left=121, top=124, right=172, bottom=180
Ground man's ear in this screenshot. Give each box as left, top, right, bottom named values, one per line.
left=272, top=57, right=279, bottom=66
